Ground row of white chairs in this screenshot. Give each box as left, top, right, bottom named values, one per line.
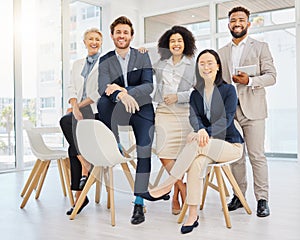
left=20, top=119, right=251, bottom=228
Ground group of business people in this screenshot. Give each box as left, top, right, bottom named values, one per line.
left=60, top=6, right=276, bottom=235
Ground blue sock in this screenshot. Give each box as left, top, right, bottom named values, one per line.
left=134, top=196, right=144, bottom=206
left=117, top=143, right=123, bottom=155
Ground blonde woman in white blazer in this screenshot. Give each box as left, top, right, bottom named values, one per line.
left=60, top=28, right=102, bottom=215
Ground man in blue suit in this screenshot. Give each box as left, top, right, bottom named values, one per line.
left=97, top=16, right=154, bottom=225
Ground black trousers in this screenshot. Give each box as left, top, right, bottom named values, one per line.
left=97, top=96, right=154, bottom=194
left=60, top=105, right=97, bottom=191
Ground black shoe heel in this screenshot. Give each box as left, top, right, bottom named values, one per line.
left=78, top=175, right=88, bottom=190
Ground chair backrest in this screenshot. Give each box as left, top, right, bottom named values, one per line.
left=23, top=120, right=55, bottom=157
left=76, top=119, right=129, bottom=167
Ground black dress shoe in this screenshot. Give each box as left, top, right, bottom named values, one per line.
left=66, top=196, right=89, bottom=215
left=228, top=195, right=243, bottom=211
left=131, top=204, right=145, bottom=225
left=139, top=191, right=170, bottom=202
left=257, top=199, right=270, bottom=217
left=78, top=164, right=94, bottom=190
left=181, top=216, right=199, bottom=234
left=79, top=175, right=88, bottom=190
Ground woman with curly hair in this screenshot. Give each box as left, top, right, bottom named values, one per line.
left=152, top=25, right=196, bottom=215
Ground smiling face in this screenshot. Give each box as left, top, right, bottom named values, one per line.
left=198, top=52, right=219, bottom=82
left=84, top=31, right=102, bottom=56
left=111, top=23, right=133, bottom=50
left=228, top=11, right=251, bottom=39
left=169, top=33, right=184, bottom=57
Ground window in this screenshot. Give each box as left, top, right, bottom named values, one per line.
left=0, top=0, right=15, bottom=170
left=40, top=97, right=55, bottom=109
left=81, top=6, right=99, bottom=20
left=40, top=70, right=55, bottom=83
left=22, top=0, right=62, bottom=166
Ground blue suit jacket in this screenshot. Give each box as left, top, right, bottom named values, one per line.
left=98, top=47, right=154, bottom=121
left=189, top=82, right=243, bottom=144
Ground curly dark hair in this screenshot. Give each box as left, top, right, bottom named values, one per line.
left=110, top=16, right=134, bottom=36
left=228, top=6, right=250, bottom=19
left=194, top=49, right=226, bottom=92
left=157, top=25, right=196, bottom=60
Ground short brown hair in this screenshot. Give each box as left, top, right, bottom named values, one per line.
left=110, top=16, right=134, bottom=36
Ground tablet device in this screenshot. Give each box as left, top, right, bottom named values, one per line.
left=235, top=65, right=257, bottom=76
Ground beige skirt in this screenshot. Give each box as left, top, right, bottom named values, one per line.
left=155, top=103, right=193, bottom=159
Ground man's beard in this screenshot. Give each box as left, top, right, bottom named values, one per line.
left=230, top=27, right=248, bottom=39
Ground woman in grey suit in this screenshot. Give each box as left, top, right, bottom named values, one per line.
left=60, top=28, right=102, bottom=215
left=152, top=26, right=196, bottom=215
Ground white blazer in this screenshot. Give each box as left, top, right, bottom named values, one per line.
left=67, top=57, right=100, bottom=114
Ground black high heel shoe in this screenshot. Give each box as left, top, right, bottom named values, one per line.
left=181, top=216, right=199, bottom=234
left=66, top=196, right=89, bottom=215
left=139, top=191, right=171, bottom=201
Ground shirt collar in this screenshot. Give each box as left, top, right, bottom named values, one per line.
left=231, top=36, right=248, bottom=47
left=115, top=48, right=131, bottom=60
left=165, top=55, right=192, bottom=65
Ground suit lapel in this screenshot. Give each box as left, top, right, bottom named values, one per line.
left=127, top=48, right=137, bottom=83
left=239, top=37, right=253, bottom=66
left=225, top=43, right=233, bottom=76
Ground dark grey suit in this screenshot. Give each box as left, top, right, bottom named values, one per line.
left=97, top=48, right=154, bottom=194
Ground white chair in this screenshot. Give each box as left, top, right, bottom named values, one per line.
left=177, top=120, right=252, bottom=228
left=20, top=120, right=74, bottom=208
left=69, top=119, right=135, bottom=226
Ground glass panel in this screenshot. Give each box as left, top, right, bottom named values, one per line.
left=69, top=1, right=102, bottom=62
left=0, top=0, right=15, bottom=170
left=145, top=5, right=210, bottom=43
left=261, top=28, right=296, bottom=154
left=22, top=0, right=62, bottom=167
left=218, top=27, right=297, bottom=155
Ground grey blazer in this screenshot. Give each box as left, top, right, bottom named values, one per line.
left=153, top=56, right=195, bottom=105
left=218, top=37, right=276, bottom=120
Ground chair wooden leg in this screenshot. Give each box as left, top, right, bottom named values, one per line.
left=103, top=168, right=111, bottom=209
left=215, top=166, right=231, bottom=228
left=150, top=165, right=165, bottom=189
left=108, top=167, right=116, bottom=226
left=95, top=167, right=103, bottom=204
left=69, top=167, right=99, bottom=220
left=120, top=162, right=135, bottom=191
left=35, top=161, right=50, bottom=199
left=61, top=158, right=74, bottom=206
left=21, top=159, right=41, bottom=197
left=200, top=169, right=211, bottom=210
left=222, top=165, right=252, bottom=215
left=20, top=161, right=47, bottom=208
left=177, top=201, right=188, bottom=223
left=57, top=158, right=67, bottom=197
